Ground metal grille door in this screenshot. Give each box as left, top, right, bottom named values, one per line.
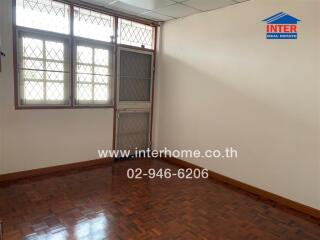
left=116, top=111, right=151, bottom=151
left=116, top=48, right=154, bottom=152
left=117, top=48, right=153, bottom=109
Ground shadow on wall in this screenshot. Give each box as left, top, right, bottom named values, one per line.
left=155, top=52, right=319, bottom=208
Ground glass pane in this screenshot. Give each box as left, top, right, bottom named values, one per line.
left=24, top=59, right=44, bottom=70
left=118, top=19, right=154, bottom=49
left=22, top=38, right=43, bottom=58
left=24, top=69, right=43, bottom=80
left=46, top=71, right=64, bottom=81
left=94, top=84, right=108, bottom=101
left=45, top=42, right=64, bottom=61
left=77, top=64, right=93, bottom=75
left=19, top=35, right=68, bottom=105
left=46, top=82, right=64, bottom=100
left=77, top=46, right=93, bottom=64
left=94, top=66, right=108, bottom=76
left=94, top=49, right=109, bottom=65
left=74, top=7, right=114, bottom=42
left=75, top=45, right=112, bottom=105
left=16, top=0, right=70, bottom=34
left=24, top=81, right=44, bottom=100
left=94, top=75, right=110, bottom=84
left=46, top=61, right=64, bottom=71
left=77, top=83, right=92, bottom=101
left=77, top=73, right=92, bottom=83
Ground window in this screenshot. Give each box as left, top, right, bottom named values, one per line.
left=16, top=0, right=70, bottom=34
left=75, top=44, right=113, bottom=105
left=118, top=19, right=154, bottom=49
left=17, top=32, right=70, bottom=105
left=74, top=7, right=115, bottom=42
left=14, top=0, right=156, bottom=108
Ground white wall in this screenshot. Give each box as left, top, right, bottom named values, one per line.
left=154, top=0, right=320, bottom=209
left=318, top=0, right=320, bottom=213
left=0, top=6, right=4, bottom=174
left=0, top=0, right=114, bottom=174
left=317, top=0, right=320, bottom=212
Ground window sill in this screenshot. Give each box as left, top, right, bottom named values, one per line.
left=15, top=105, right=115, bottom=110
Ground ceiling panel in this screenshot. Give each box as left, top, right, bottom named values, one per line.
left=141, top=11, right=174, bottom=21
left=119, top=0, right=175, bottom=10
left=154, top=4, right=201, bottom=18
left=108, top=1, right=147, bottom=14
left=81, top=0, right=251, bottom=22
left=184, top=0, right=235, bottom=11
left=82, top=0, right=116, bottom=6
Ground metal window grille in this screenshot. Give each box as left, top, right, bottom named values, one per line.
left=75, top=44, right=113, bottom=105
left=14, top=0, right=156, bottom=108
left=118, top=19, right=154, bottom=49
left=116, top=111, right=151, bottom=151
left=74, top=7, right=115, bottom=42
left=17, top=32, right=70, bottom=105
left=16, top=0, right=70, bottom=34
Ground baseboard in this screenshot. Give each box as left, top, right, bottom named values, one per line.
left=0, top=158, right=113, bottom=183
left=161, top=157, right=320, bottom=220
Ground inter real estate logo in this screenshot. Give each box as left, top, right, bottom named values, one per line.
left=263, top=12, right=301, bottom=40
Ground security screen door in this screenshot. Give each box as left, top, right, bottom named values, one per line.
left=116, top=48, right=153, bottom=152
left=116, top=110, right=151, bottom=152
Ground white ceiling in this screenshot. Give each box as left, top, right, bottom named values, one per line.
left=82, top=0, right=251, bottom=22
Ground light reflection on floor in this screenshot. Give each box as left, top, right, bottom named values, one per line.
left=25, top=227, right=68, bottom=240
left=24, top=213, right=108, bottom=240
left=75, top=213, right=108, bottom=240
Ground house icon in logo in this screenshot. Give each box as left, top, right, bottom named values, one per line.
left=263, top=12, right=301, bottom=39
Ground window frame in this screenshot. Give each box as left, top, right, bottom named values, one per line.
left=12, top=0, right=158, bottom=110
left=17, top=29, right=72, bottom=107
left=73, top=6, right=115, bottom=43
left=117, top=18, right=155, bottom=49
left=73, top=39, right=115, bottom=107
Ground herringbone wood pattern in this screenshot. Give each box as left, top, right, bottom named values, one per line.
left=0, top=159, right=319, bottom=239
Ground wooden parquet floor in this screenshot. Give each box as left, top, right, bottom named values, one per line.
left=0, top=158, right=319, bottom=240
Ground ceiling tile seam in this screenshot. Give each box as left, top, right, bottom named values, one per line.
left=144, top=2, right=199, bottom=19
left=106, top=1, right=178, bottom=19
left=108, top=0, right=119, bottom=5
left=142, top=11, right=178, bottom=20
left=90, top=0, right=253, bottom=22
left=104, top=1, right=247, bottom=19
left=232, top=0, right=251, bottom=4
left=179, top=0, right=250, bottom=14
left=176, top=2, right=205, bottom=12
